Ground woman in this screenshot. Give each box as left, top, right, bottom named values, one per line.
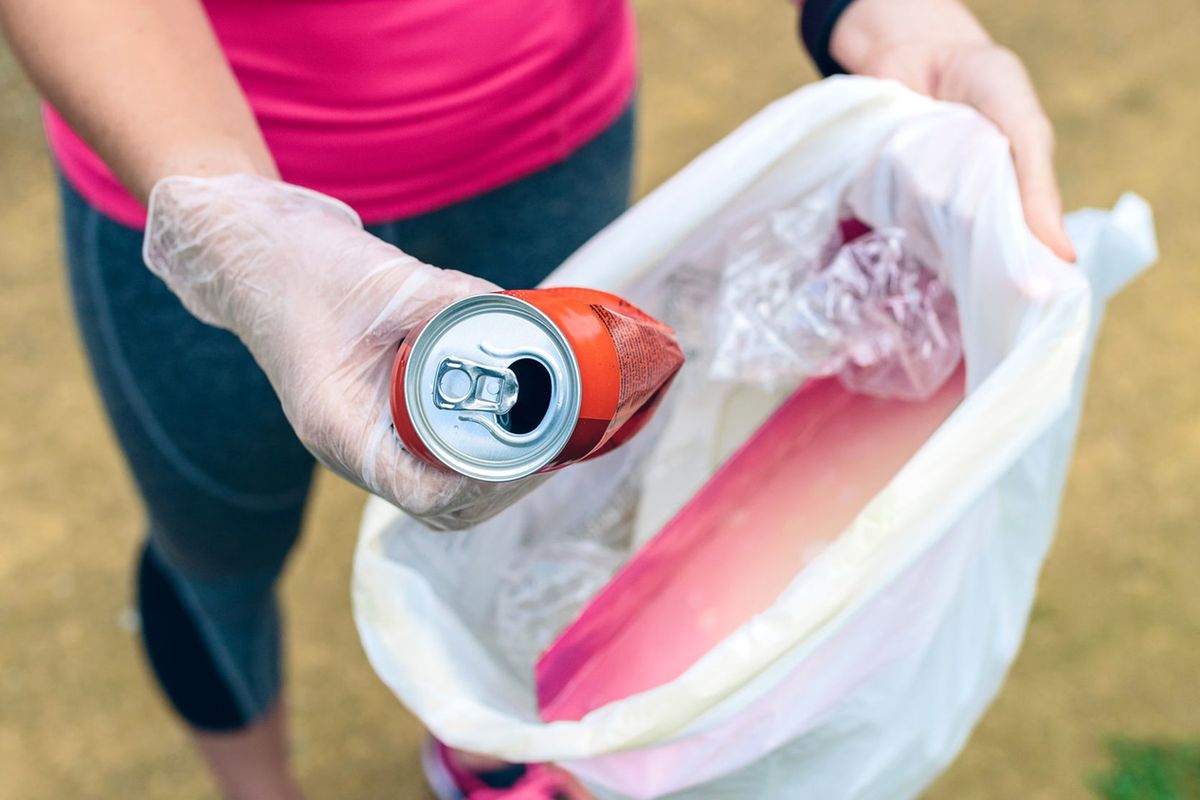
left=0, top=0, right=1075, bottom=797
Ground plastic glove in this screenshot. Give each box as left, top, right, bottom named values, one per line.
left=142, top=173, right=544, bottom=530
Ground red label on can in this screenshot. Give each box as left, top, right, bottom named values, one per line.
left=505, top=287, right=683, bottom=463
left=590, top=301, right=683, bottom=437
left=391, top=287, right=684, bottom=479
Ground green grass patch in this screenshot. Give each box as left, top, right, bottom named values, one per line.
left=1091, top=738, right=1200, bottom=800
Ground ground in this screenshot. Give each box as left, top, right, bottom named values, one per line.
left=1, top=1, right=1197, bottom=798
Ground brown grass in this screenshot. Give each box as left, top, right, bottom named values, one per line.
left=1, top=1, right=1196, bottom=797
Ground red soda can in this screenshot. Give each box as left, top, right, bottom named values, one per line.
left=390, top=288, right=684, bottom=481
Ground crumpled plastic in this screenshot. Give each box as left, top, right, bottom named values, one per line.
left=492, top=466, right=643, bottom=676
left=710, top=202, right=962, bottom=401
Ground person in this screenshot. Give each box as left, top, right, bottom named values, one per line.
left=0, top=0, right=1076, bottom=797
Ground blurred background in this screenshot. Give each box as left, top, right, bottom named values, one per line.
left=1, top=0, right=1196, bottom=798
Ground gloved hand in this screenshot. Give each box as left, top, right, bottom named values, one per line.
left=142, top=173, right=543, bottom=529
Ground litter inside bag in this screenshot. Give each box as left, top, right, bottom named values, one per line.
left=537, top=366, right=964, bottom=720
left=493, top=469, right=641, bottom=676
left=353, top=79, right=1155, bottom=800
left=490, top=197, right=965, bottom=689
left=711, top=207, right=961, bottom=400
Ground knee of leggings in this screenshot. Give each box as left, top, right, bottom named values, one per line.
left=136, top=542, right=282, bottom=731
left=144, top=495, right=307, bottom=582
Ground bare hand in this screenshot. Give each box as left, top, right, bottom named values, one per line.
left=829, top=0, right=1076, bottom=261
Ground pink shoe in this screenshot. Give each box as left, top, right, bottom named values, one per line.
left=421, top=738, right=592, bottom=800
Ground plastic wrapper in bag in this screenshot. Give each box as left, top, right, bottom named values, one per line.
left=493, top=468, right=642, bottom=676
left=709, top=201, right=843, bottom=387
left=352, top=77, right=1157, bottom=800
left=833, top=231, right=962, bottom=399
left=708, top=200, right=842, bottom=388
left=710, top=208, right=962, bottom=400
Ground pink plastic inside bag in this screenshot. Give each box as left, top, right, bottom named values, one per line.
left=536, top=364, right=965, bottom=721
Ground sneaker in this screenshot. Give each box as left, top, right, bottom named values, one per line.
left=421, top=738, right=592, bottom=800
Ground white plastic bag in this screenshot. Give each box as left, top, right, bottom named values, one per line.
left=352, top=77, right=1157, bottom=800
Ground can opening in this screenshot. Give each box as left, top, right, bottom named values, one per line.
left=499, top=358, right=553, bottom=435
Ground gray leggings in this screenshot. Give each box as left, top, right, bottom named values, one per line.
left=61, top=105, right=634, bottom=731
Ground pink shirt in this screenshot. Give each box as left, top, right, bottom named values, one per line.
left=45, top=0, right=637, bottom=229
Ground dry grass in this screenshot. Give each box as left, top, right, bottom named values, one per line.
left=1, top=1, right=1196, bottom=798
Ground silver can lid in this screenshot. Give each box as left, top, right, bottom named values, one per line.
left=404, top=293, right=581, bottom=482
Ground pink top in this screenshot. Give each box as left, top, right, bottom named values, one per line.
left=44, top=0, right=637, bottom=229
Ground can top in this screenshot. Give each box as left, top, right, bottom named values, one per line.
left=403, top=293, right=581, bottom=482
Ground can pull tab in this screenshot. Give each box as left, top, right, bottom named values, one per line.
left=434, top=357, right=519, bottom=415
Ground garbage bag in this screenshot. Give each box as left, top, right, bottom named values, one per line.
left=352, top=76, right=1157, bottom=800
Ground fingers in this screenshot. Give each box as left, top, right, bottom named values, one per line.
left=940, top=46, right=1077, bottom=262
left=1008, top=118, right=1077, bottom=262
left=368, top=416, right=471, bottom=516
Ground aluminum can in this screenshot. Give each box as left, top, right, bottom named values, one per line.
left=390, top=288, right=683, bottom=481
